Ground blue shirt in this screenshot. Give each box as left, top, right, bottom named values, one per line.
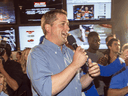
left=27, top=39, right=82, bottom=96
left=99, top=58, right=125, bottom=77
left=84, top=58, right=125, bottom=96
left=109, top=66, right=128, bottom=96
left=0, top=91, right=8, bottom=96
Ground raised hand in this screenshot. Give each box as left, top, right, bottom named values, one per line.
left=88, top=58, right=100, bottom=78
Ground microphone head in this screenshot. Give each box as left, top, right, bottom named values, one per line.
left=67, top=35, right=76, bottom=46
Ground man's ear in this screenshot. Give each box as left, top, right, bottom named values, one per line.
left=45, top=24, right=51, bottom=33
left=108, top=46, right=111, bottom=50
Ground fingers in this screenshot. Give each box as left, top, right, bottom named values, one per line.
left=76, top=46, right=85, bottom=52
left=88, top=58, right=92, bottom=64
left=73, top=46, right=88, bottom=68
left=76, top=46, right=87, bottom=56
left=88, top=61, right=100, bottom=78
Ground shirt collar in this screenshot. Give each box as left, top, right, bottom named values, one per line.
left=43, top=38, right=67, bottom=54
left=119, top=57, right=125, bottom=63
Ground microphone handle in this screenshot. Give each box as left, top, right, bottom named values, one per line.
left=72, top=44, right=78, bottom=50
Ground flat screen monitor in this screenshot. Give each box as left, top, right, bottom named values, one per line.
left=68, top=24, right=112, bottom=49
left=19, top=0, right=63, bottom=24
left=0, top=27, right=16, bottom=51
left=0, top=0, right=16, bottom=24
left=66, top=0, right=111, bottom=21
left=19, top=26, right=44, bottom=50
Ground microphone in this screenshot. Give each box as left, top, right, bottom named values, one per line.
left=67, top=35, right=78, bottom=50
left=67, top=35, right=88, bottom=72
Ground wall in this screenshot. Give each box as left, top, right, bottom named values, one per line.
left=112, top=0, right=128, bottom=47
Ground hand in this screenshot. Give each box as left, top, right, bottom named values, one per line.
left=72, top=46, right=88, bottom=68
left=81, top=6, right=84, bottom=9
left=97, top=55, right=108, bottom=66
left=88, top=59, right=100, bottom=78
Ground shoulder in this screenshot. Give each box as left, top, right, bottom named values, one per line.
left=112, top=67, right=126, bottom=77
left=96, top=50, right=103, bottom=54
left=9, top=60, right=22, bottom=69
left=96, top=50, right=104, bottom=56
left=30, top=44, right=47, bottom=56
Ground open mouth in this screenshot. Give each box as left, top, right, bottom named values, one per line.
left=62, top=33, right=68, bottom=37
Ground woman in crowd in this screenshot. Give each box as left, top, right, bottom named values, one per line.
left=15, top=51, right=22, bottom=63
left=20, top=48, right=31, bottom=74
left=19, top=48, right=32, bottom=96
left=0, top=73, right=8, bottom=96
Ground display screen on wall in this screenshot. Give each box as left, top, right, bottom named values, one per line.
left=66, top=0, right=111, bottom=21
left=19, top=0, right=63, bottom=24
left=0, top=27, right=16, bottom=51
left=69, top=24, right=112, bottom=49
left=19, top=26, right=44, bottom=50
left=0, top=0, right=16, bottom=24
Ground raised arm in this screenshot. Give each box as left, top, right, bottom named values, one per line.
left=99, top=58, right=125, bottom=76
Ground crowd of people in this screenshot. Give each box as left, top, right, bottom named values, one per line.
left=0, top=9, right=128, bottom=96
left=0, top=44, right=32, bottom=96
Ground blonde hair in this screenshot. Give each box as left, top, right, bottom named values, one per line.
left=0, top=73, right=8, bottom=95
left=121, top=43, right=128, bottom=52
left=20, top=48, right=31, bottom=74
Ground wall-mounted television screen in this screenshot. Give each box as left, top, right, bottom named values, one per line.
left=69, top=24, right=112, bottom=49
left=19, top=0, right=63, bottom=24
left=19, top=26, right=44, bottom=50
left=0, top=0, right=16, bottom=24
left=0, top=27, right=16, bottom=51
left=66, top=0, right=111, bottom=21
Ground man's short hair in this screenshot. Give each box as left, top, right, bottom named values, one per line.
left=105, top=34, right=116, bottom=43
left=41, top=9, right=67, bottom=35
left=87, top=31, right=99, bottom=41
left=107, top=38, right=119, bottom=47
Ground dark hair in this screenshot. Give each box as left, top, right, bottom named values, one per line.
left=107, top=38, right=119, bottom=47
left=105, top=34, right=116, bottom=43
left=87, top=31, right=99, bottom=41
left=5, top=44, right=11, bottom=57
left=17, top=52, right=22, bottom=55
left=106, top=38, right=119, bottom=64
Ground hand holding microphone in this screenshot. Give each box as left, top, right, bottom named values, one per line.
left=67, top=35, right=88, bottom=68
left=67, top=35, right=100, bottom=78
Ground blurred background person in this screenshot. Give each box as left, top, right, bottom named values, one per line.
left=105, top=34, right=116, bottom=46
left=97, top=38, right=120, bottom=96
left=107, top=43, right=128, bottom=96
left=20, top=48, right=31, bottom=73
left=85, top=31, right=105, bottom=96
left=15, top=51, right=22, bottom=63
left=19, top=48, right=32, bottom=96
left=0, top=73, right=8, bottom=96
left=0, top=40, right=24, bottom=96
left=103, top=34, right=117, bottom=55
